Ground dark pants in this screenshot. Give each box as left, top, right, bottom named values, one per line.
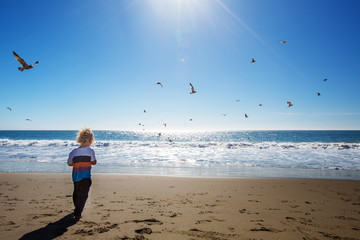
left=73, top=178, right=92, bottom=216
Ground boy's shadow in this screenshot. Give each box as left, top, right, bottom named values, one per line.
left=19, top=213, right=79, bottom=240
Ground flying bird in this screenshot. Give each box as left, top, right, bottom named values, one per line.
left=189, top=83, right=197, bottom=94
left=323, top=78, right=327, bottom=82
left=26, top=118, right=32, bottom=122
left=245, top=114, right=248, bottom=118
left=7, top=107, right=12, bottom=111
left=222, top=113, right=227, bottom=117
left=287, top=101, right=293, bottom=107
left=163, top=123, right=167, bottom=127
left=156, top=82, right=163, bottom=87
left=144, top=109, right=146, bottom=113
left=251, top=58, right=256, bottom=63
left=13, top=51, right=38, bottom=71
left=317, top=92, right=321, bottom=96
left=280, top=40, right=287, bottom=44
left=189, top=119, right=193, bottom=121
left=236, top=100, right=240, bottom=102
left=259, top=104, right=263, bottom=107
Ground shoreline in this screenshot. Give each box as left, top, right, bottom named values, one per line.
left=1, top=173, right=359, bottom=239
left=1, top=163, right=359, bottom=180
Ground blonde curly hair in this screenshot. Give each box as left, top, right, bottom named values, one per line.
left=76, top=127, right=95, bottom=145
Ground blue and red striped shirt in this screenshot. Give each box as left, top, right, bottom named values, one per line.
left=68, top=147, right=96, bottom=182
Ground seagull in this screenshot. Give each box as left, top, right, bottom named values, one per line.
left=287, top=101, right=293, bottom=107
left=26, top=118, right=32, bottom=122
left=167, top=137, right=173, bottom=143
left=163, top=123, right=167, bottom=127
left=317, top=92, right=321, bottom=96
left=280, top=40, right=287, bottom=44
left=156, top=82, right=163, bottom=87
left=189, top=119, right=193, bottom=121
left=251, top=58, right=256, bottom=63
left=245, top=114, right=248, bottom=118
left=7, top=107, right=12, bottom=111
left=144, top=109, right=146, bottom=113
left=189, top=83, right=197, bottom=94
left=222, top=113, right=227, bottom=117
left=259, top=104, right=263, bottom=107
left=13, top=51, right=38, bottom=71
left=236, top=100, right=240, bottom=102
left=323, top=78, right=327, bottom=82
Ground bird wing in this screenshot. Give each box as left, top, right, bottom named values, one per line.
left=190, top=83, right=194, bottom=91
left=13, top=51, right=29, bottom=67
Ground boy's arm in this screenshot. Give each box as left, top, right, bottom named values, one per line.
left=91, top=149, right=97, bottom=165
left=67, top=152, right=73, bottom=166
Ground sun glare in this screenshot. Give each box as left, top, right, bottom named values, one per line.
left=148, top=0, right=213, bottom=23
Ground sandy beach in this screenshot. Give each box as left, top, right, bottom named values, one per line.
left=0, top=173, right=359, bottom=240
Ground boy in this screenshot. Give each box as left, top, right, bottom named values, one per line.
left=67, top=127, right=97, bottom=219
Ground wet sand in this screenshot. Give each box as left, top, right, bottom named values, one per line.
left=0, top=173, right=359, bottom=240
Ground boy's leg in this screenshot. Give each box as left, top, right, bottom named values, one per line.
left=73, top=178, right=92, bottom=217
left=73, top=181, right=81, bottom=217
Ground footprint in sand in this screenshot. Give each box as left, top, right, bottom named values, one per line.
left=289, top=205, right=299, bottom=208
left=265, top=208, right=280, bottom=210
left=250, top=226, right=281, bottom=232
left=250, top=219, right=264, bottom=223
left=101, top=213, right=110, bottom=220
left=199, top=210, right=214, bottom=214
left=27, top=213, right=57, bottom=220
left=126, top=218, right=163, bottom=225
left=135, top=227, right=152, bottom=234
left=196, top=219, right=212, bottom=224
left=239, top=209, right=246, bottom=214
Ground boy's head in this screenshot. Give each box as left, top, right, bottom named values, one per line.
left=77, top=127, right=95, bottom=145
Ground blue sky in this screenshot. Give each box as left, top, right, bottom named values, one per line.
left=1, top=0, right=359, bottom=131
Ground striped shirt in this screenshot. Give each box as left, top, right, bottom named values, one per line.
left=68, top=147, right=96, bottom=182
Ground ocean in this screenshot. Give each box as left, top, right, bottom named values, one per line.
left=0, top=130, right=359, bottom=180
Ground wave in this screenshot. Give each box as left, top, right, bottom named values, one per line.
left=0, top=138, right=359, bottom=151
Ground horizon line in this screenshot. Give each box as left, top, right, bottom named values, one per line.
left=0, top=129, right=359, bottom=132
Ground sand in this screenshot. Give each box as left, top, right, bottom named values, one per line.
left=0, top=173, right=359, bottom=240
